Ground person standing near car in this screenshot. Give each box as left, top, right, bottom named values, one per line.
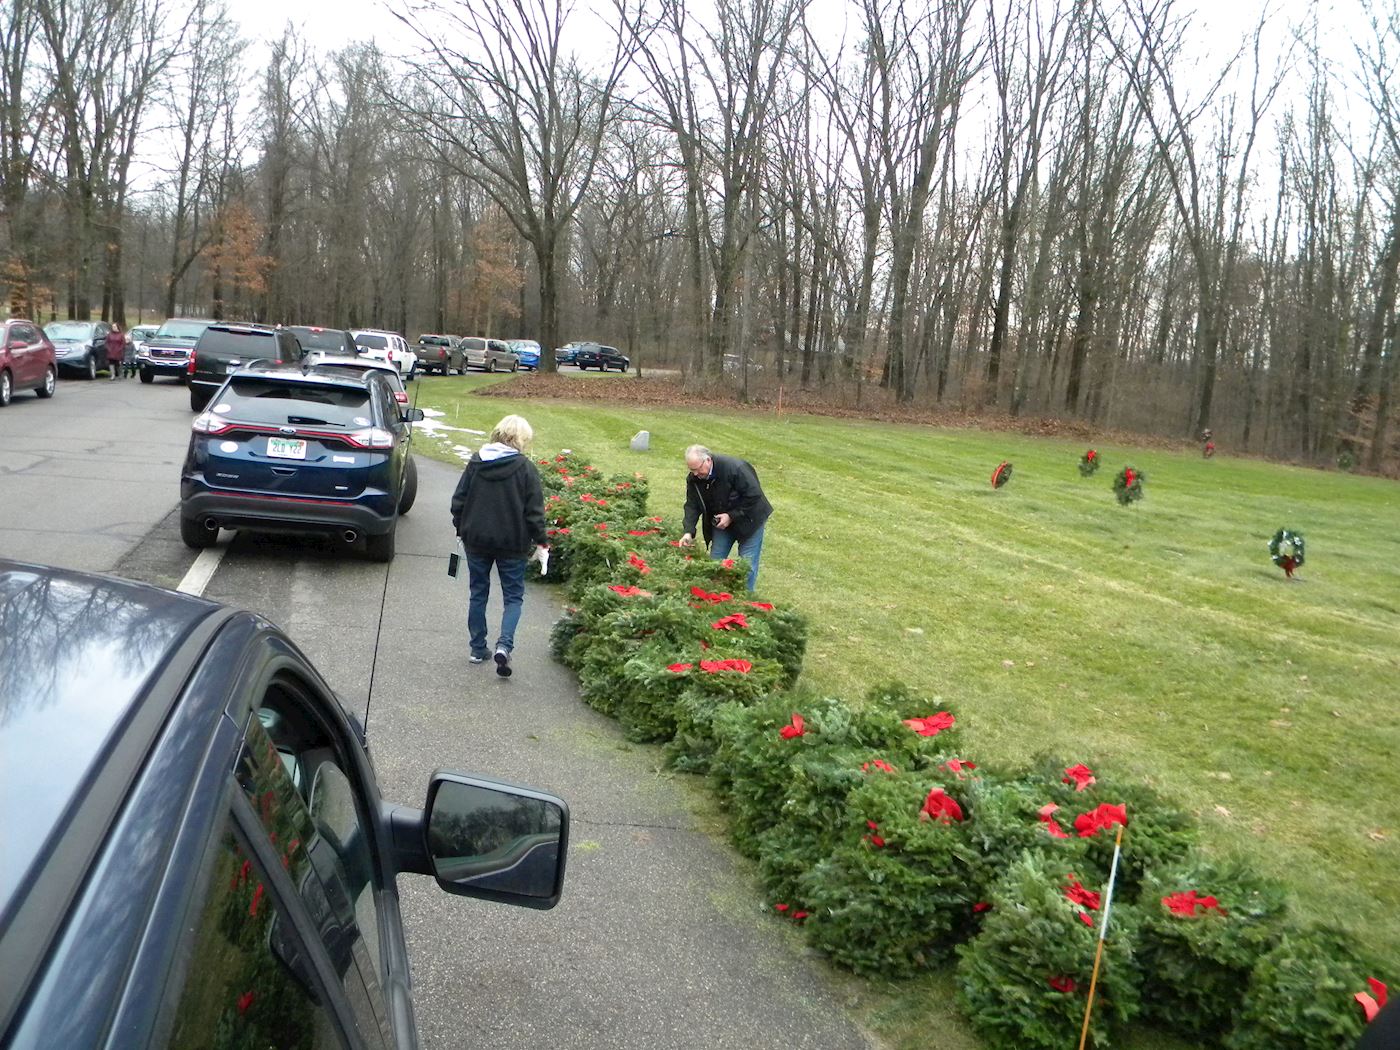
left=105, top=325, right=125, bottom=380
left=450, top=415, right=549, bottom=678
left=678, top=445, right=773, bottom=591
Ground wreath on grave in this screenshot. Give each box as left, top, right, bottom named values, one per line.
left=1114, top=466, right=1145, bottom=506
left=1079, top=449, right=1100, bottom=477
left=1268, top=528, right=1305, bottom=579
left=991, top=461, right=1013, bottom=489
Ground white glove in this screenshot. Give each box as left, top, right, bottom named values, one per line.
left=531, top=545, right=550, bottom=576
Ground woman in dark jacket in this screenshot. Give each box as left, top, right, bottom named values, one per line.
left=105, top=325, right=125, bottom=380
left=449, top=414, right=548, bottom=677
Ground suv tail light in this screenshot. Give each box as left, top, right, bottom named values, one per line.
left=192, top=411, right=233, bottom=435
left=439, top=348, right=447, bottom=359
left=344, top=428, right=395, bottom=450
left=187, top=349, right=197, bottom=376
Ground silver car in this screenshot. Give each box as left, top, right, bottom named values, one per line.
left=460, top=336, right=519, bottom=372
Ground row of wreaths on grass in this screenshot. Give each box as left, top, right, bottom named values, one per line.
left=530, top=453, right=1380, bottom=1050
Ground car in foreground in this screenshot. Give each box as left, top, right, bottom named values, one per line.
left=352, top=329, right=417, bottom=378
left=414, top=334, right=464, bottom=375
left=0, top=559, right=569, bottom=1050
left=286, top=325, right=359, bottom=358
left=573, top=343, right=629, bottom=371
left=138, top=317, right=213, bottom=384
left=187, top=323, right=300, bottom=410
left=506, top=339, right=541, bottom=370
left=42, top=320, right=111, bottom=379
left=0, top=319, right=57, bottom=406
left=180, top=364, right=422, bottom=561
left=459, top=336, right=518, bottom=372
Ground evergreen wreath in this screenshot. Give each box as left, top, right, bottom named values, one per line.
left=1079, top=449, right=1100, bottom=477
left=1268, top=528, right=1305, bottom=579
left=1113, top=465, right=1145, bottom=506
left=991, top=461, right=1013, bottom=488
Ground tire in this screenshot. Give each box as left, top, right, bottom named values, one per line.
left=486, top=359, right=496, bottom=373
left=511, top=359, right=519, bottom=372
left=365, top=523, right=396, bottom=562
left=0, top=370, right=11, bottom=407
left=85, top=353, right=97, bottom=380
left=139, top=368, right=154, bottom=384
left=398, top=456, right=418, bottom=514
left=35, top=366, right=55, bottom=399
left=190, top=388, right=211, bottom=412
left=180, top=514, right=218, bottom=549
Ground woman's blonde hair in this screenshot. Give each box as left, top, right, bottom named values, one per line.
left=490, top=414, right=533, bottom=452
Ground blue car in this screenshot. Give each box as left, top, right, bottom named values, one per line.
left=507, top=339, right=541, bottom=370
left=179, top=364, right=422, bottom=561
left=0, top=559, right=569, bottom=1050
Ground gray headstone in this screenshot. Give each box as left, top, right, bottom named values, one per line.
left=630, top=430, right=650, bottom=452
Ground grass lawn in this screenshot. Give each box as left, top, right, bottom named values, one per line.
left=413, top=374, right=1400, bottom=1047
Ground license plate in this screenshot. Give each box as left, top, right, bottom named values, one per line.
left=267, top=438, right=307, bottom=460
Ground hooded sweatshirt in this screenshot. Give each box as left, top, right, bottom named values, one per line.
left=450, top=443, right=548, bottom=558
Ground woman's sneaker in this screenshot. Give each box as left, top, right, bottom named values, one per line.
left=469, top=652, right=487, bottom=664
left=494, top=648, right=512, bottom=678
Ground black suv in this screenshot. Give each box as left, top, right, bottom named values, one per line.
left=572, top=343, right=629, bottom=371
left=189, top=324, right=301, bottom=410
left=0, top=560, right=569, bottom=1050
left=180, top=365, right=421, bottom=561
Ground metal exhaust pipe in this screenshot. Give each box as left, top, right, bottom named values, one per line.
left=203, top=517, right=219, bottom=532
left=342, top=529, right=359, bottom=544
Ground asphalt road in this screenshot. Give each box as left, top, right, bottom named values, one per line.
left=0, top=373, right=878, bottom=1050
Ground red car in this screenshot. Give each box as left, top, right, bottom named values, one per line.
left=0, top=318, right=58, bottom=407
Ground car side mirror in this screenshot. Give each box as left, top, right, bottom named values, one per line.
left=403, top=408, right=425, bottom=423
left=404, top=772, right=568, bottom=909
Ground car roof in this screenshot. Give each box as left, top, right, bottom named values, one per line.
left=235, top=362, right=384, bottom=390
left=0, top=562, right=221, bottom=919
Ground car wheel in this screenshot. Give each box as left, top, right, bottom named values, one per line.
left=180, top=514, right=219, bottom=549
left=0, top=369, right=12, bottom=407
left=364, top=523, right=396, bottom=562
left=511, top=360, right=519, bottom=372
left=35, top=366, right=56, bottom=399
left=486, top=359, right=496, bottom=373
left=85, top=353, right=97, bottom=380
left=190, top=388, right=211, bottom=412
left=139, top=367, right=154, bottom=384
left=398, top=456, right=418, bottom=514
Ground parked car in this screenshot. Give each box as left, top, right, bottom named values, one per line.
left=351, top=329, right=417, bottom=378
left=126, top=323, right=160, bottom=356
left=138, top=317, right=213, bottom=384
left=303, top=351, right=413, bottom=408
left=573, top=343, right=630, bottom=372
left=180, top=364, right=422, bottom=561
left=42, top=320, right=111, bottom=380
left=0, top=558, right=568, bottom=1050
left=460, top=336, right=519, bottom=373
left=555, top=341, right=585, bottom=365
left=285, top=325, right=359, bottom=358
left=187, top=323, right=300, bottom=411
left=414, top=334, right=464, bottom=375
left=0, top=318, right=57, bottom=406
left=506, top=339, right=541, bottom=370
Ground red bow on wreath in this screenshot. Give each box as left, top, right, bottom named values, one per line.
left=1123, top=468, right=1136, bottom=487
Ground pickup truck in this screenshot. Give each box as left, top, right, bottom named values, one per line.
left=573, top=343, right=630, bottom=371
left=415, top=334, right=464, bottom=375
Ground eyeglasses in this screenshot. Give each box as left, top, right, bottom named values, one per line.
left=687, top=457, right=710, bottom=476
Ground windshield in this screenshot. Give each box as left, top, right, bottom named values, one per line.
left=220, top=377, right=372, bottom=427
left=156, top=319, right=211, bottom=340
left=44, top=322, right=95, bottom=339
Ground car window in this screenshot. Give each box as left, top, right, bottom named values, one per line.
left=354, top=333, right=388, bottom=350
left=289, top=328, right=353, bottom=352
left=238, top=690, right=391, bottom=1047
left=14, top=323, right=36, bottom=343
left=157, top=320, right=211, bottom=340
left=220, top=377, right=373, bottom=426
left=160, top=811, right=341, bottom=1049
left=199, top=329, right=280, bottom=360
left=461, top=338, right=486, bottom=350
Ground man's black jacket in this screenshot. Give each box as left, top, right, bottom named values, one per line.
left=450, top=452, right=548, bottom=558
left=682, top=453, right=773, bottom=545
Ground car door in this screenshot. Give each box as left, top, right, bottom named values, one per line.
left=6, top=323, right=35, bottom=385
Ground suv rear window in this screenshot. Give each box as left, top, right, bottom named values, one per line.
left=288, top=327, right=351, bottom=351
left=198, top=328, right=279, bottom=360
left=354, top=334, right=387, bottom=349
left=220, top=377, right=372, bottom=427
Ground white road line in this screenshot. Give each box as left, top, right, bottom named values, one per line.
left=176, top=543, right=226, bottom=597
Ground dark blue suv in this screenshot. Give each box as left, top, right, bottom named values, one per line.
left=0, top=560, right=569, bottom=1049
left=180, top=365, right=421, bottom=561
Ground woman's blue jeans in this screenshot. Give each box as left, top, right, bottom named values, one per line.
left=709, top=524, right=765, bottom=591
left=467, top=553, right=526, bottom=656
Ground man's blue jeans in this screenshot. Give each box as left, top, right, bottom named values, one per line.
left=467, top=553, right=526, bottom=656
left=709, top=523, right=765, bottom=591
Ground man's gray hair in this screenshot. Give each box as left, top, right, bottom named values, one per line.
left=683, top=444, right=711, bottom=463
